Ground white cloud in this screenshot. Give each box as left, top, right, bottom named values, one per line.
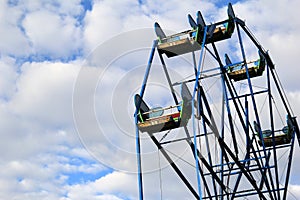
left=62, top=172, right=131, bottom=200
left=23, top=10, right=82, bottom=59
left=82, top=0, right=218, bottom=52
left=0, top=56, right=18, bottom=99
left=0, top=0, right=299, bottom=199
left=288, top=184, right=300, bottom=199
left=0, top=1, right=31, bottom=56
left=0, top=139, right=109, bottom=199
left=0, top=0, right=84, bottom=60
left=83, top=0, right=141, bottom=51
left=9, top=61, right=80, bottom=128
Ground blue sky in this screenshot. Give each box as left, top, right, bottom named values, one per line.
left=0, top=0, right=300, bottom=199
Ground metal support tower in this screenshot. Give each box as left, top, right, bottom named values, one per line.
left=134, top=4, right=299, bottom=199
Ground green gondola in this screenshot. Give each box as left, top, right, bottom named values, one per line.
left=227, top=51, right=266, bottom=81
left=156, top=3, right=235, bottom=57
left=254, top=116, right=294, bottom=147
left=135, top=83, right=192, bottom=134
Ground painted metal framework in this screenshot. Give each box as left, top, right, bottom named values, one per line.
left=134, top=5, right=300, bottom=200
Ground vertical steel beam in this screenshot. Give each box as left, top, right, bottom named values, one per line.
left=192, top=25, right=209, bottom=200
left=283, top=131, right=296, bottom=200
left=134, top=40, right=158, bottom=200
left=267, top=63, right=280, bottom=200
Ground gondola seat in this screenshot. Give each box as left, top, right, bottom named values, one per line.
left=156, top=3, right=235, bottom=57
left=157, top=29, right=201, bottom=58
left=254, top=116, right=294, bottom=147
left=135, top=83, right=192, bottom=134
left=227, top=51, right=266, bottom=81
left=196, top=3, right=235, bottom=44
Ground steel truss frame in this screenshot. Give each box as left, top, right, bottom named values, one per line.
left=134, top=15, right=300, bottom=200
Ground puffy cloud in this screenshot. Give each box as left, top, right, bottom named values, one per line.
left=83, top=0, right=143, bottom=51
left=23, top=10, right=82, bottom=60
left=9, top=61, right=80, bottom=127
left=288, top=184, right=300, bottom=199
left=0, top=150, right=108, bottom=200
left=82, top=0, right=218, bottom=52
left=0, top=1, right=31, bottom=56
left=0, top=57, right=18, bottom=99
left=0, top=0, right=84, bottom=60
left=0, top=0, right=299, bottom=199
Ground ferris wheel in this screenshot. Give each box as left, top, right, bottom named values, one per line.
left=133, top=3, right=300, bottom=199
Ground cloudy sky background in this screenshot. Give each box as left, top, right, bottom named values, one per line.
left=1, top=0, right=300, bottom=199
